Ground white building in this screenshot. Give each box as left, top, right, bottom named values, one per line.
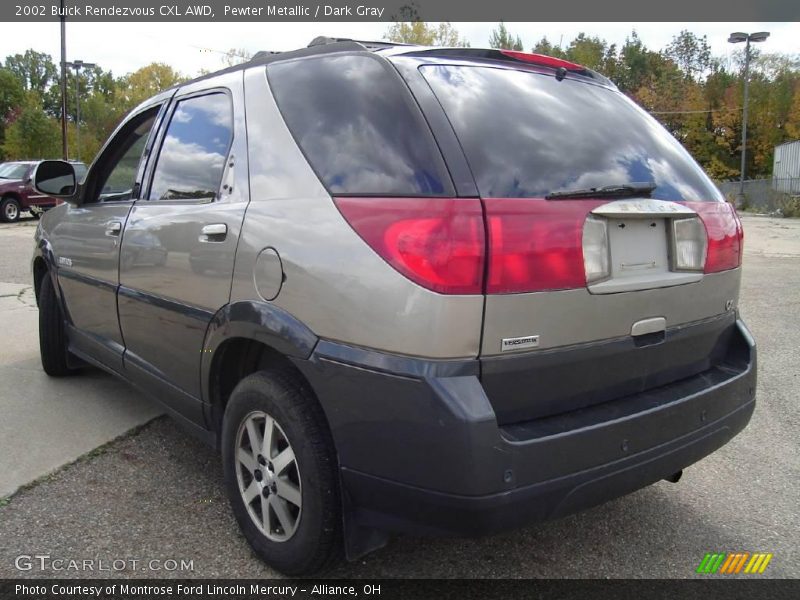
left=773, top=140, right=800, bottom=195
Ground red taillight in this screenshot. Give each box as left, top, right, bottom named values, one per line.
left=333, top=197, right=485, bottom=295
left=335, top=197, right=741, bottom=296
left=484, top=199, right=602, bottom=293
left=499, top=50, right=584, bottom=71
left=687, top=202, right=743, bottom=273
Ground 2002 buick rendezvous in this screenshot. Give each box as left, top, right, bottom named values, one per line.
left=30, top=39, right=756, bottom=574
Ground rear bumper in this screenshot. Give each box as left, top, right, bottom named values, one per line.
left=342, top=396, right=753, bottom=536
left=295, top=316, right=756, bottom=537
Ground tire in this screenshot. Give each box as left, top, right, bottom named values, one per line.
left=38, top=273, right=74, bottom=376
left=1, top=197, right=21, bottom=223
left=222, top=369, right=342, bottom=575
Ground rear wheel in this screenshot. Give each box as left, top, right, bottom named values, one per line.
left=222, top=369, right=342, bottom=575
left=38, top=273, right=74, bottom=376
left=1, top=197, right=20, bottom=223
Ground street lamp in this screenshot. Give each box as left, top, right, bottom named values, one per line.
left=728, top=31, right=769, bottom=205
left=63, top=59, right=96, bottom=162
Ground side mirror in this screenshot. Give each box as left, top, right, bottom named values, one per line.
left=33, top=160, right=79, bottom=200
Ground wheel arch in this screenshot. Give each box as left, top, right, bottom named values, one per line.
left=201, top=301, right=320, bottom=444
left=31, top=238, right=62, bottom=309
left=32, top=256, right=47, bottom=306
left=1, top=191, right=23, bottom=203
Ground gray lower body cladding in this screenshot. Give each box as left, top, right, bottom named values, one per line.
left=294, top=317, right=756, bottom=536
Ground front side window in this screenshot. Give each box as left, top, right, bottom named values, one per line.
left=268, top=54, right=450, bottom=196
left=91, top=110, right=158, bottom=202
left=148, top=93, right=233, bottom=201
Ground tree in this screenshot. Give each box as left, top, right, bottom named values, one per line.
left=2, top=92, right=61, bottom=159
left=0, top=68, right=25, bottom=119
left=0, top=68, right=25, bottom=158
left=531, top=37, right=566, bottom=59
left=4, top=50, right=57, bottom=95
left=489, top=22, right=523, bottom=51
left=617, top=31, right=659, bottom=94
left=664, top=30, right=712, bottom=82
left=564, top=33, right=615, bottom=74
left=117, top=63, right=186, bottom=111
left=385, top=22, right=469, bottom=46
left=221, top=48, right=252, bottom=67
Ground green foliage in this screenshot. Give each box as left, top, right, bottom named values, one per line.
left=385, top=22, right=469, bottom=47
left=777, top=196, right=800, bottom=218
left=531, top=37, right=567, bottom=59
left=4, top=49, right=57, bottom=94
left=2, top=92, right=61, bottom=159
left=664, top=30, right=712, bottom=81
left=117, top=63, right=186, bottom=111
left=489, top=22, right=523, bottom=51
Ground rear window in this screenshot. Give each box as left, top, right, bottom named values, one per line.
left=419, top=65, right=723, bottom=201
left=268, top=54, right=450, bottom=196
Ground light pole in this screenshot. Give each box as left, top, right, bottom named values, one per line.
left=64, top=59, right=96, bottom=161
left=59, top=0, right=67, bottom=159
left=728, top=31, right=769, bottom=205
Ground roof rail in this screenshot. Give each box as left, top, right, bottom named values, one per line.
left=307, top=36, right=409, bottom=51
left=251, top=50, right=282, bottom=60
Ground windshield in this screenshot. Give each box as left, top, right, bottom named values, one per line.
left=419, top=64, right=724, bottom=201
left=0, top=163, right=31, bottom=180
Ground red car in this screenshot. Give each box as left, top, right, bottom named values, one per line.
left=0, top=160, right=87, bottom=222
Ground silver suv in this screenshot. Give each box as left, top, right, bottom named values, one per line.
left=31, top=40, right=756, bottom=575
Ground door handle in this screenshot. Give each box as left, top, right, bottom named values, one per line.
left=105, top=221, right=122, bottom=236
left=199, top=223, right=227, bottom=242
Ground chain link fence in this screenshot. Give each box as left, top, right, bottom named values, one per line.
left=715, top=178, right=800, bottom=216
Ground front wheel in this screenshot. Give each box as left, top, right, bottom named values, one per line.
left=222, top=369, right=342, bottom=575
left=1, top=197, right=21, bottom=223
left=38, top=273, right=75, bottom=376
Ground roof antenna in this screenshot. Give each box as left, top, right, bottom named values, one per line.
left=555, top=67, right=567, bottom=81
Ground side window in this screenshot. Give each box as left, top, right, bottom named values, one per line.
left=74, top=163, right=88, bottom=183
left=268, top=55, right=451, bottom=196
left=91, top=109, right=158, bottom=203
left=148, top=93, right=233, bottom=201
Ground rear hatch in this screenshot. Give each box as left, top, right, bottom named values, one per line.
left=411, top=55, right=744, bottom=425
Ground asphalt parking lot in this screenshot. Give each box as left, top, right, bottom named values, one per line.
left=0, top=213, right=797, bottom=579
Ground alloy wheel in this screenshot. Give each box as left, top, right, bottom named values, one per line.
left=235, top=411, right=302, bottom=541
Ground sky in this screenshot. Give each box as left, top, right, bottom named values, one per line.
left=0, top=21, right=797, bottom=78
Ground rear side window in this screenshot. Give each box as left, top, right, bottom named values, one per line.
left=420, top=65, right=723, bottom=201
left=268, top=54, right=450, bottom=196
left=148, top=92, right=233, bottom=201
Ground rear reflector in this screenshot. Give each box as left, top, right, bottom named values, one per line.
left=333, top=197, right=485, bottom=295
left=687, top=202, right=743, bottom=273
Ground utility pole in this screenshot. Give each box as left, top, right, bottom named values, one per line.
left=59, top=0, right=68, bottom=159
left=64, top=59, right=96, bottom=162
left=728, top=31, right=770, bottom=206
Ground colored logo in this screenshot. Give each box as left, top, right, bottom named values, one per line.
left=696, top=552, right=773, bottom=574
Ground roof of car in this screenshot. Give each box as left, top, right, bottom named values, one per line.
left=176, top=37, right=613, bottom=89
